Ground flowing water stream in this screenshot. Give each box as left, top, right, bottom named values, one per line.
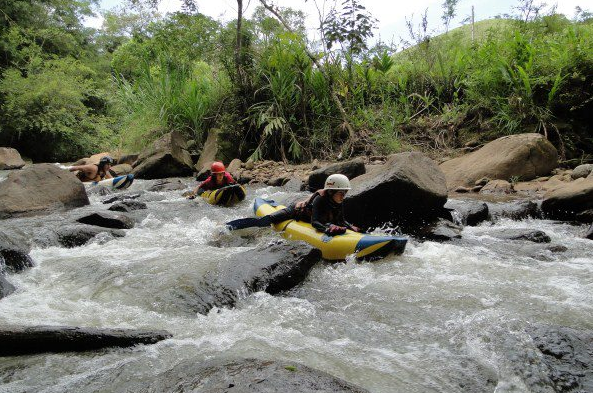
left=0, top=175, right=592, bottom=392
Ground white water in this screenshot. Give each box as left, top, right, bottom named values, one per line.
left=0, top=179, right=592, bottom=392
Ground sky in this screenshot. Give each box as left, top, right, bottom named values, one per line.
left=86, top=0, right=590, bottom=45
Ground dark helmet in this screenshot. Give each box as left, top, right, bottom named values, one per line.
left=99, top=156, right=114, bottom=167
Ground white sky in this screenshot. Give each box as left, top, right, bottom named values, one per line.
left=86, top=0, right=591, bottom=45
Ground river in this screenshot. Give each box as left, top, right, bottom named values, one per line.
left=0, top=176, right=592, bottom=392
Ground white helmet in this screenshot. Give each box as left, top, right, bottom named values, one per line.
left=324, top=174, right=351, bottom=190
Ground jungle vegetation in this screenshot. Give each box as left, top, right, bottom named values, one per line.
left=0, top=0, right=591, bottom=164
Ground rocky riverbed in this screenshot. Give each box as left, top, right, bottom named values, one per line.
left=1, top=175, right=592, bottom=393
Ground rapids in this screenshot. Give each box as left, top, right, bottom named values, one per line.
left=0, top=176, right=592, bottom=392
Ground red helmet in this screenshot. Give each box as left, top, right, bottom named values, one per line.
left=211, top=161, right=225, bottom=173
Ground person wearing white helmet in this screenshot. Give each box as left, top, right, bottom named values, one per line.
left=226, top=173, right=360, bottom=235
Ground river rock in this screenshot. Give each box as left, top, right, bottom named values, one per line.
left=419, top=218, right=463, bottom=241
left=445, top=199, right=489, bottom=226
left=343, top=152, right=447, bottom=230
left=195, top=128, right=219, bottom=172
left=0, top=147, right=26, bottom=170
left=480, top=179, right=514, bottom=194
left=56, top=224, right=126, bottom=248
left=148, top=179, right=186, bottom=192
left=491, top=229, right=551, bottom=243
left=527, top=325, right=593, bottom=393
left=268, top=176, right=288, bottom=187
left=440, top=133, right=558, bottom=190
left=0, top=164, right=89, bottom=218
left=307, top=158, right=366, bottom=192
left=76, top=212, right=135, bottom=229
left=137, top=358, right=369, bottom=393
left=541, top=177, right=593, bottom=220
left=571, top=164, right=593, bottom=180
left=102, top=192, right=142, bottom=204
left=487, top=200, right=541, bottom=221
left=227, top=158, right=242, bottom=177
left=117, top=154, right=139, bottom=165
left=0, top=326, right=172, bottom=356
left=0, top=275, right=15, bottom=299
left=110, top=163, right=132, bottom=176
left=132, top=131, right=194, bottom=179
left=178, top=241, right=321, bottom=315
left=108, top=201, right=147, bottom=213
left=0, top=229, right=34, bottom=272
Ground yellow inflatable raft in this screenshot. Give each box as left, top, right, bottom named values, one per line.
left=253, top=198, right=407, bottom=261
left=201, top=184, right=246, bottom=206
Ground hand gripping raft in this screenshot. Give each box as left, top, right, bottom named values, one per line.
left=88, top=174, right=134, bottom=190
left=201, top=184, right=246, bottom=206
left=253, top=197, right=407, bottom=261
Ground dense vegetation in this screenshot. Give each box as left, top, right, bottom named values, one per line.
left=0, top=0, right=591, bottom=164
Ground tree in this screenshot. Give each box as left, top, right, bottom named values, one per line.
left=441, top=0, right=459, bottom=33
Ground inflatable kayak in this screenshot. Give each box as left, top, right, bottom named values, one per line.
left=201, top=184, right=246, bottom=206
left=253, top=198, right=407, bottom=261
left=87, top=174, right=134, bottom=190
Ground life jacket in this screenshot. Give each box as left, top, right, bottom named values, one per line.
left=200, top=172, right=236, bottom=191
left=293, top=190, right=327, bottom=220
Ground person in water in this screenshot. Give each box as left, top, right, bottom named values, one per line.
left=227, top=173, right=360, bottom=236
left=69, top=156, right=114, bottom=182
left=190, top=161, right=236, bottom=198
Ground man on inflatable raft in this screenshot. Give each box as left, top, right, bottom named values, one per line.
left=227, top=174, right=359, bottom=236
left=189, top=161, right=237, bottom=199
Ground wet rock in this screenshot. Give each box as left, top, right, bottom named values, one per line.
left=148, top=179, right=186, bottom=192
left=283, top=177, right=304, bottom=192
left=528, top=325, right=593, bottom=393
left=570, top=164, right=593, bottom=180
left=576, top=209, right=593, bottom=223
left=0, top=164, right=89, bottom=219
left=268, top=176, right=288, bottom=187
left=110, top=163, right=132, bottom=176
left=344, top=152, right=447, bottom=230
left=108, top=201, right=147, bottom=213
left=547, top=245, right=568, bottom=253
left=445, top=199, right=489, bottom=226
left=0, top=147, right=25, bottom=170
left=178, top=241, right=321, bottom=315
left=132, top=131, right=194, bottom=179
left=86, top=184, right=112, bottom=196
left=541, top=177, right=593, bottom=221
left=117, top=154, right=139, bottom=166
left=102, top=193, right=142, bottom=204
left=0, top=326, right=172, bottom=356
left=480, top=179, right=514, bottom=194
left=307, top=158, right=366, bottom=192
left=194, top=128, right=219, bottom=173
left=0, top=229, right=34, bottom=273
left=418, top=218, right=462, bottom=241
left=487, top=200, right=541, bottom=221
left=440, top=133, right=557, bottom=190
left=76, top=212, right=135, bottom=229
left=492, top=229, right=551, bottom=243
left=586, top=224, right=593, bottom=240
left=56, top=224, right=126, bottom=248
left=137, top=358, right=369, bottom=393
left=0, top=275, right=15, bottom=299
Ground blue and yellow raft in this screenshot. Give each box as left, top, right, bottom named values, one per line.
left=253, top=197, right=407, bottom=261
left=202, top=184, right=246, bottom=206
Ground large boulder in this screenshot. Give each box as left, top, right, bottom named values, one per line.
left=0, top=326, right=171, bottom=356
left=343, top=152, right=448, bottom=230
left=110, top=163, right=132, bottom=176
left=541, top=177, right=593, bottom=221
left=76, top=212, right=135, bottom=229
left=137, top=358, right=369, bottom=393
left=571, top=164, right=593, bottom=180
left=132, top=131, right=194, bottom=179
left=0, top=229, right=34, bottom=272
left=0, top=164, right=89, bottom=219
left=444, top=199, right=489, bottom=226
left=175, top=241, right=321, bottom=315
left=440, top=133, right=558, bottom=190
left=307, top=158, right=366, bottom=191
left=195, top=128, right=220, bottom=172
left=0, top=147, right=25, bottom=170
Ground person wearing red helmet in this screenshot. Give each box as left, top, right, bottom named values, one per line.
left=190, top=161, right=236, bottom=198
